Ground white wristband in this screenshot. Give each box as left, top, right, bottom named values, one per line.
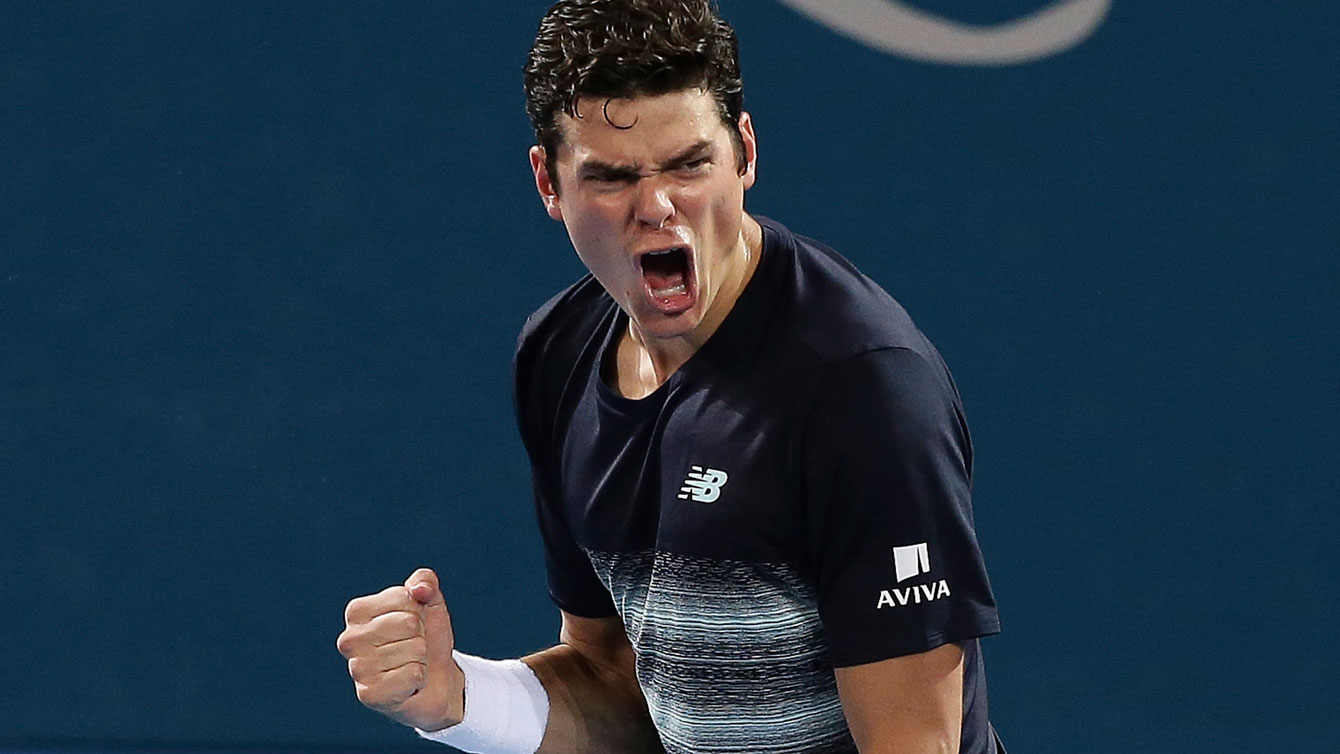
left=415, top=650, right=550, bottom=754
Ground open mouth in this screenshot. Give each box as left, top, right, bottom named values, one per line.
left=638, top=246, right=695, bottom=312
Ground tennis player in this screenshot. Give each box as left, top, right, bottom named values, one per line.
left=338, top=1, right=1004, bottom=752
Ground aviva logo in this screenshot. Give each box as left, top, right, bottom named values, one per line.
left=777, top=0, right=1111, bottom=66
left=678, top=466, right=729, bottom=503
left=893, top=542, right=931, bottom=582
left=878, top=542, right=952, bottom=609
left=878, top=580, right=951, bottom=608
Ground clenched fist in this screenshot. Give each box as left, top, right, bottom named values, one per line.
left=336, top=568, right=466, bottom=731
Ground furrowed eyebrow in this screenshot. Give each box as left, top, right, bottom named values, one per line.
left=577, top=160, right=640, bottom=182
left=662, top=140, right=715, bottom=169
left=576, top=140, right=716, bottom=181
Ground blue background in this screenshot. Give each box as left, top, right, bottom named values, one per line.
left=2, top=2, right=1337, bottom=752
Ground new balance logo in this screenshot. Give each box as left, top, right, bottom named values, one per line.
left=892, top=543, right=931, bottom=583
left=678, top=466, right=729, bottom=503
left=878, top=543, right=950, bottom=610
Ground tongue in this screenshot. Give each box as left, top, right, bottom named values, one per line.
left=642, top=251, right=687, bottom=293
left=644, top=268, right=685, bottom=290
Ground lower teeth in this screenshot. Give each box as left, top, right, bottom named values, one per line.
left=653, top=283, right=687, bottom=297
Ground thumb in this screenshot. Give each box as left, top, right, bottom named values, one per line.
left=405, top=568, right=455, bottom=664
left=406, top=568, right=445, bottom=608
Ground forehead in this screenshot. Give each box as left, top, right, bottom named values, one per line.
left=554, top=89, right=727, bottom=166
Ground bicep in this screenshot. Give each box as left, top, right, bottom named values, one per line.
left=834, top=642, right=965, bottom=754
left=805, top=349, right=997, bottom=667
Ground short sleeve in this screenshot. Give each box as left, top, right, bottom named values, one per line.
left=527, top=465, right=618, bottom=618
left=802, top=347, right=999, bottom=667
left=514, top=321, right=618, bottom=619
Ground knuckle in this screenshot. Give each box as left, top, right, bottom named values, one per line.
left=398, top=613, right=422, bottom=635
left=354, top=683, right=378, bottom=706
left=408, top=636, right=428, bottom=658
left=365, top=681, right=411, bottom=711
left=335, top=631, right=355, bottom=656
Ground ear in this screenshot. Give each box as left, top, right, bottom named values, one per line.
left=529, top=145, right=564, bottom=222
left=737, top=111, right=758, bottom=191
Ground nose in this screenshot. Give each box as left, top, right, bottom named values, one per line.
left=633, top=179, right=675, bottom=230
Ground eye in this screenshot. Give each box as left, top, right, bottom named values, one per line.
left=678, top=158, right=710, bottom=174
left=584, top=171, right=636, bottom=189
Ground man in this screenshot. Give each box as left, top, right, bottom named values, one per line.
left=336, top=1, right=1002, bottom=752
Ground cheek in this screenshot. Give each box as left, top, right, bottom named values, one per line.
left=716, top=182, right=743, bottom=213
left=704, top=181, right=744, bottom=234
left=565, top=217, right=632, bottom=292
left=681, top=178, right=740, bottom=225
left=563, top=193, right=627, bottom=235
left=562, top=204, right=616, bottom=257
left=571, top=237, right=618, bottom=281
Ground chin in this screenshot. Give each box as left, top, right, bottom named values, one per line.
left=633, top=309, right=702, bottom=340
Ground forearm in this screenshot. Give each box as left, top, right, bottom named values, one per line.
left=522, top=643, right=664, bottom=753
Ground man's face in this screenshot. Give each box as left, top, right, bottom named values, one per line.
left=530, top=89, right=758, bottom=343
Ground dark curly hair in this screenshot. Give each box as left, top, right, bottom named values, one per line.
left=523, top=0, right=745, bottom=190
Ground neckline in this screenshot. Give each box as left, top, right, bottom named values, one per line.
left=594, top=216, right=786, bottom=412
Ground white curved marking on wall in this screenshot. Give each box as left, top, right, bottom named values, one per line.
left=776, top=0, right=1111, bottom=65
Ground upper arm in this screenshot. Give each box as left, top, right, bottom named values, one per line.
left=802, top=349, right=996, bottom=750
left=803, top=348, right=998, bottom=667
left=835, top=642, right=965, bottom=754
left=515, top=303, right=621, bottom=621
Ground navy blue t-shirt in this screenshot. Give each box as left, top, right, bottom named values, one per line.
left=514, top=217, right=1000, bottom=754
